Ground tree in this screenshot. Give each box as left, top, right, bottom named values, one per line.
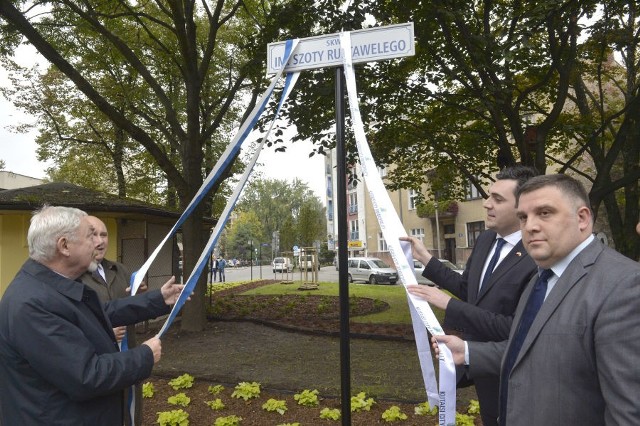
left=283, top=0, right=639, bottom=258
left=559, top=0, right=640, bottom=259
left=368, top=1, right=639, bottom=257
left=297, top=197, right=326, bottom=247
left=237, top=177, right=325, bottom=253
left=234, top=177, right=326, bottom=257
left=0, top=0, right=318, bottom=331
left=1, top=65, right=165, bottom=202
left=224, top=210, right=265, bottom=262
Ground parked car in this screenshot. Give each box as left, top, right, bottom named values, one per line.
left=298, top=254, right=317, bottom=271
left=347, top=257, right=398, bottom=285
left=412, top=259, right=463, bottom=285
left=272, top=257, right=293, bottom=273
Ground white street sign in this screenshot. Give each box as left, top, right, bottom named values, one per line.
left=266, top=22, right=414, bottom=75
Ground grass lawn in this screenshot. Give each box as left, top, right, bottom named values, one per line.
left=239, top=281, right=447, bottom=326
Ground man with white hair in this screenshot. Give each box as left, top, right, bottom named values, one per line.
left=0, top=205, right=185, bottom=425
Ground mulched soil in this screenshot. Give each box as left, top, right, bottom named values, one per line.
left=206, top=280, right=416, bottom=340
left=144, top=377, right=440, bottom=425
left=141, top=280, right=482, bottom=425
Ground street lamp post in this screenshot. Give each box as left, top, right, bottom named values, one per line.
left=258, top=243, right=266, bottom=279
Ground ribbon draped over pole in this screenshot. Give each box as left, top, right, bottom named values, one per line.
left=156, top=69, right=300, bottom=337
left=339, top=32, right=456, bottom=426
left=129, top=38, right=301, bottom=296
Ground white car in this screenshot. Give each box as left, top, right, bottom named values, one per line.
left=272, top=257, right=293, bottom=273
left=413, top=259, right=463, bottom=285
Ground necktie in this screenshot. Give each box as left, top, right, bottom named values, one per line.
left=94, top=263, right=107, bottom=283
left=499, top=268, right=554, bottom=425
left=480, top=238, right=506, bottom=290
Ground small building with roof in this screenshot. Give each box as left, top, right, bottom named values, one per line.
left=0, top=182, right=189, bottom=297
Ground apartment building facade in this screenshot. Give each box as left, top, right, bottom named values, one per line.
left=324, top=151, right=487, bottom=269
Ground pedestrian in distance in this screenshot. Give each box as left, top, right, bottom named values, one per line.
left=211, top=256, right=218, bottom=282
left=218, top=257, right=226, bottom=282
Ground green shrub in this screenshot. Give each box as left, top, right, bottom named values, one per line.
left=231, top=382, right=261, bottom=401
left=214, top=415, right=242, bottom=426
left=467, top=399, right=480, bottom=414
left=293, top=389, right=320, bottom=407
left=206, top=398, right=225, bottom=411
left=414, top=401, right=437, bottom=416
left=167, top=393, right=190, bottom=407
left=262, top=398, right=287, bottom=415
left=208, top=384, right=225, bottom=395
left=456, top=413, right=476, bottom=425
left=319, top=408, right=341, bottom=420
left=156, top=409, right=189, bottom=426
left=168, top=373, right=194, bottom=390
left=142, top=382, right=155, bottom=398
left=381, top=405, right=408, bottom=422
left=350, top=392, right=375, bottom=412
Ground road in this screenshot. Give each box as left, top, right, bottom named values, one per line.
left=208, top=265, right=339, bottom=283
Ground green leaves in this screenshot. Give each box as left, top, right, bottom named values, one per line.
left=262, top=398, right=288, bottom=415
left=167, top=393, right=191, bottom=407
left=142, top=382, right=156, bottom=398
left=231, top=381, right=261, bottom=401
left=293, top=389, right=320, bottom=407
left=350, top=392, right=375, bottom=412
left=168, top=374, right=195, bottom=391
left=156, top=409, right=189, bottom=426
left=381, top=405, right=408, bottom=422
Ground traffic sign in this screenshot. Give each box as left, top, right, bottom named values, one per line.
left=267, top=22, right=414, bottom=75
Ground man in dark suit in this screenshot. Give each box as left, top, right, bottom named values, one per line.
left=402, top=165, right=538, bottom=426
left=0, top=205, right=184, bottom=425
left=81, top=216, right=145, bottom=426
left=434, top=174, right=640, bottom=425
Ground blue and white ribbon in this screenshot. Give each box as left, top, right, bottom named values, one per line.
left=156, top=69, right=300, bottom=337
left=129, top=38, right=300, bottom=296
left=339, top=32, right=456, bottom=426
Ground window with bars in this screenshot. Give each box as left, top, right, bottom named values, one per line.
left=410, top=228, right=425, bottom=242
left=408, top=189, right=419, bottom=210
left=378, top=232, right=388, bottom=251
left=467, top=221, right=485, bottom=247
left=349, top=220, right=359, bottom=240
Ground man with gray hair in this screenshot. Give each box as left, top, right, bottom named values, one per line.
left=0, top=205, right=186, bottom=425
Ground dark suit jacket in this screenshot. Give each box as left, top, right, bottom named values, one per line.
left=423, top=229, right=536, bottom=425
left=470, top=239, right=640, bottom=425
left=423, top=230, right=537, bottom=341
left=0, top=259, right=170, bottom=425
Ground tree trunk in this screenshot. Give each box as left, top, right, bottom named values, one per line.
left=179, top=209, right=207, bottom=332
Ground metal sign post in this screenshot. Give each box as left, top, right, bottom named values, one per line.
left=267, top=24, right=414, bottom=425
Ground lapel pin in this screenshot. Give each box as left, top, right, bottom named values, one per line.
left=516, top=252, right=522, bottom=256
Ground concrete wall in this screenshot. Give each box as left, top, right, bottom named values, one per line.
left=0, top=171, right=43, bottom=190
